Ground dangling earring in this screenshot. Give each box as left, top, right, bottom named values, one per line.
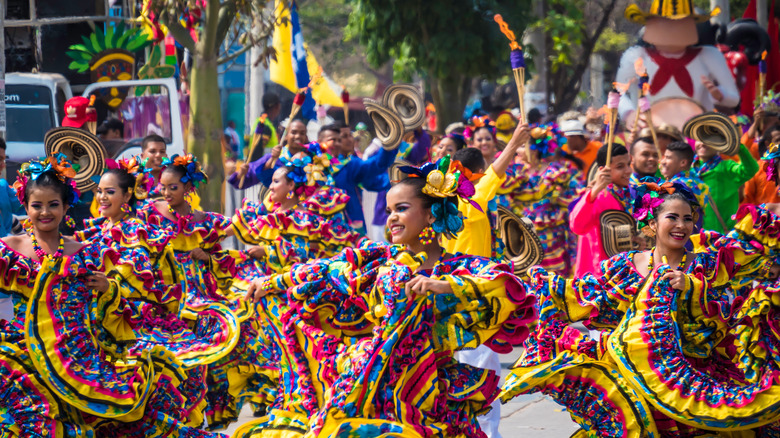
left=22, top=218, right=33, bottom=234
left=64, top=215, right=76, bottom=228
left=286, top=191, right=294, bottom=200
left=418, top=226, right=436, bottom=245
left=120, top=203, right=132, bottom=215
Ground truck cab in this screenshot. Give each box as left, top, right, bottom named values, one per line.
left=5, top=72, right=72, bottom=167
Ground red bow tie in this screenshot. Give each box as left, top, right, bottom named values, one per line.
left=646, top=47, right=702, bottom=98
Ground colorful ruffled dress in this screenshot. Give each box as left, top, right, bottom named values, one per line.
left=501, top=231, right=780, bottom=437
left=137, top=202, right=255, bottom=429
left=500, top=160, right=584, bottom=276
left=233, top=243, right=536, bottom=438
left=0, top=240, right=224, bottom=437
left=227, top=187, right=368, bottom=418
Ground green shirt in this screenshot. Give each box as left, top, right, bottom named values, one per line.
left=695, top=144, right=758, bottom=232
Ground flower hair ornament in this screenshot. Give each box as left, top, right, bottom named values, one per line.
left=397, top=155, right=482, bottom=239
left=13, top=153, right=81, bottom=206
left=631, top=181, right=699, bottom=236
left=762, top=143, right=780, bottom=183
left=463, top=115, right=497, bottom=141
left=529, top=122, right=566, bottom=158
left=161, top=154, right=208, bottom=188
left=281, top=142, right=335, bottom=200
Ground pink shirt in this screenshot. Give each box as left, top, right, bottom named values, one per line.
left=570, top=188, right=624, bottom=277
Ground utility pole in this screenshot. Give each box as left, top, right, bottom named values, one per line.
left=757, top=0, right=768, bottom=29
left=710, top=0, right=730, bottom=27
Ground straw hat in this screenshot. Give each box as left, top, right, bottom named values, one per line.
left=496, top=205, right=543, bottom=275
left=682, top=112, right=740, bottom=155
left=382, top=84, right=426, bottom=132
left=44, top=127, right=107, bottom=191
left=599, top=210, right=637, bottom=257
left=364, top=98, right=404, bottom=151
left=389, top=159, right=413, bottom=184
left=625, top=0, right=720, bottom=25
left=655, top=123, right=683, bottom=141
left=587, top=160, right=599, bottom=186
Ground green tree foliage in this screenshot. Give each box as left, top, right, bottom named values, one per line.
left=144, top=0, right=279, bottom=211
left=531, top=0, right=619, bottom=112
left=346, top=0, right=533, bottom=127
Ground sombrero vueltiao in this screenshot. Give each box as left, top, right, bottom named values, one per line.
left=682, top=112, right=740, bottom=156
left=625, top=0, right=720, bottom=25
left=496, top=205, right=543, bottom=275
left=44, top=127, right=106, bottom=191
left=382, top=84, right=425, bottom=132
left=587, top=160, right=599, bottom=186
left=389, top=159, right=413, bottom=185
left=600, top=210, right=637, bottom=257
left=364, top=98, right=404, bottom=151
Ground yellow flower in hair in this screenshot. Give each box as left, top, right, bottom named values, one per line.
left=423, top=169, right=458, bottom=198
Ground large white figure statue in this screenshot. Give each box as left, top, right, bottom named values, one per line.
left=617, top=0, right=740, bottom=129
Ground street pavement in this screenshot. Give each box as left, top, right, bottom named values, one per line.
left=220, top=346, right=579, bottom=437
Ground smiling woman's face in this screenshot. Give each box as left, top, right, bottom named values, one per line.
left=385, top=183, right=434, bottom=246
left=25, top=186, right=67, bottom=233
left=650, top=198, right=694, bottom=250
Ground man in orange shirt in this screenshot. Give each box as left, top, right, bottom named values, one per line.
left=561, top=119, right=601, bottom=171
left=744, top=131, right=780, bottom=206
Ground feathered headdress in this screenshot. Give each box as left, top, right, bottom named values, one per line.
left=281, top=142, right=335, bottom=200
left=631, top=181, right=700, bottom=235
left=161, top=154, right=208, bottom=188
left=13, top=153, right=80, bottom=206
left=397, top=155, right=482, bottom=239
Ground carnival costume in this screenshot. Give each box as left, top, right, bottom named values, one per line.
left=497, top=123, right=584, bottom=276
left=136, top=154, right=253, bottom=429
left=500, top=182, right=780, bottom=437
left=0, top=155, right=223, bottom=437
left=227, top=143, right=369, bottom=417
left=234, top=156, right=537, bottom=438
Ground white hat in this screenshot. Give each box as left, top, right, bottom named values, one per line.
left=560, top=119, right=586, bottom=136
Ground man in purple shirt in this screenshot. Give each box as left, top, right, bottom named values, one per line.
left=228, top=118, right=309, bottom=189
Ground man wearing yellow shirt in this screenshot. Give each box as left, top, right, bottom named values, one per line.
left=443, top=122, right=530, bottom=257
left=441, top=121, right=529, bottom=438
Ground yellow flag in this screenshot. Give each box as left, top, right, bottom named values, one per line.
left=270, top=0, right=343, bottom=107
left=305, top=44, right=344, bottom=107
left=270, top=0, right=297, bottom=92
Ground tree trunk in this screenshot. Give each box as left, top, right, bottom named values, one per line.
left=188, top=1, right=224, bottom=212
left=430, top=74, right=470, bottom=132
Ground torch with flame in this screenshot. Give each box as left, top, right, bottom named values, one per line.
left=494, top=14, right=526, bottom=125
left=341, top=87, right=350, bottom=126
left=759, top=51, right=768, bottom=104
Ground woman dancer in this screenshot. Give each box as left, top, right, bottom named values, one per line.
left=234, top=155, right=536, bottom=438
left=498, top=123, right=585, bottom=276
left=137, top=154, right=248, bottom=428
left=501, top=181, right=780, bottom=436
left=0, top=155, right=221, bottom=437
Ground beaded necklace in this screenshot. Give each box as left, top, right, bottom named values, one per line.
left=30, top=231, right=64, bottom=260
left=647, top=247, right=687, bottom=272
left=167, top=202, right=193, bottom=222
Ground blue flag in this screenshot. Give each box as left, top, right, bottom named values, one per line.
left=290, top=2, right=316, bottom=120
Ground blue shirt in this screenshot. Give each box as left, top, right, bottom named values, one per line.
left=0, top=179, right=23, bottom=237
left=332, top=148, right=398, bottom=232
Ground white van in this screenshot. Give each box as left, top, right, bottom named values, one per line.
left=5, top=72, right=72, bottom=166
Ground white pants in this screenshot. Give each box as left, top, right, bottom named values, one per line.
left=457, top=345, right=502, bottom=438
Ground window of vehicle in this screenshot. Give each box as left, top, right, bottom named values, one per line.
left=5, top=84, right=55, bottom=143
